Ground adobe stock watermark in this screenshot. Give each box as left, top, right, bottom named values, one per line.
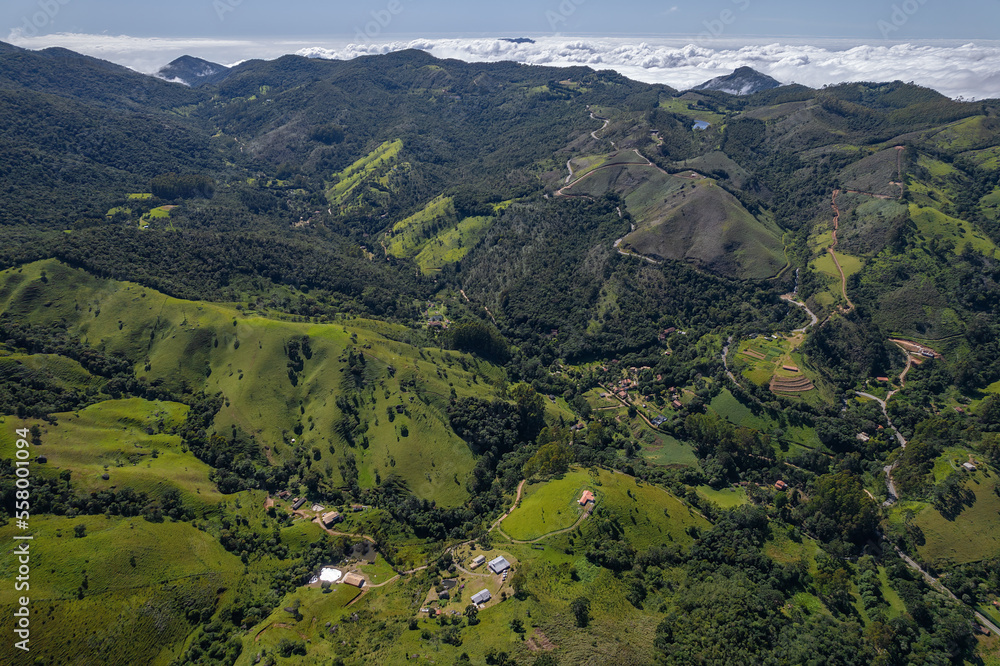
left=546, top=0, right=588, bottom=32
left=214, top=0, right=244, bottom=22
left=697, top=0, right=752, bottom=46
left=877, top=0, right=930, bottom=39
left=14, top=0, right=71, bottom=38
left=354, top=0, right=405, bottom=44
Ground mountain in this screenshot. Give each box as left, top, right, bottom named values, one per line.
left=156, top=54, right=231, bottom=87
left=691, top=66, right=783, bottom=95
left=2, top=43, right=1000, bottom=666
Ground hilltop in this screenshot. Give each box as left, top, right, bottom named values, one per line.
left=1, top=42, right=1000, bottom=665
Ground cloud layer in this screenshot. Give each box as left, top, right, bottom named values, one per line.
left=298, top=37, right=1000, bottom=100
left=7, top=31, right=1000, bottom=99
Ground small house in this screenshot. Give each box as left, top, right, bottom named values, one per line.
left=579, top=490, right=595, bottom=506
left=488, top=556, right=511, bottom=574
left=876, top=376, right=890, bottom=383
left=963, top=462, right=977, bottom=472
left=277, top=490, right=291, bottom=499
left=672, top=400, right=683, bottom=409
left=469, top=555, right=486, bottom=569
left=782, top=365, right=799, bottom=373
left=774, top=480, right=788, bottom=491
left=856, top=433, right=870, bottom=443
left=342, top=573, right=365, bottom=588
left=322, top=511, right=343, bottom=527
left=471, top=589, right=491, bottom=605
left=291, top=497, right=306, bottom=510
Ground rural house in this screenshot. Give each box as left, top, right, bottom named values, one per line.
left=471, top=589, right=491, bottom=605
left=488, top=556, right=511, bottom=574
left=469, top=555, right=486, bottom=569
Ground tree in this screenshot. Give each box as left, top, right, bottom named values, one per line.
left=570, top=596, right=590, bottom=627
left=73, top=523, right=86, bottom=538
left=464, top=604, right=479, bottom=625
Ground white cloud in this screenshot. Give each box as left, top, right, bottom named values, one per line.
left=6, top=31, right=1000, bottom=99
left=296, top=37, right=1000, bottom=99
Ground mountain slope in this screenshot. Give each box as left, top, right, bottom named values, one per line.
left=692, top=66, right=782, bottom=95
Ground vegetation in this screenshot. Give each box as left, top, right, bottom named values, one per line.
left=1, top=41, right=999, bottom=665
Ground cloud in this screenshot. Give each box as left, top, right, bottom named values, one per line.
left=7, top=31, right=1000, bottom=99
left=296, top=37, right=1000, bottom=99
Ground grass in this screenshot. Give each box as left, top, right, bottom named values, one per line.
left=708, top=389, right=823, bottom=450
left=387, top=196, right=495, bottom=272
left=0, top=514, right=243, bottom=666
left=905, top=469, right=1000, bottom=567
left=909, top=204, right=998, bottom=257
left=0, top=260, right=498, bottom=508
left=575, top=468, right=709, bottom=552
left=503, top=468, right=592, bottom=541
left=640, top=432, right=699, bottom=467
left=414, top=215, right=492, bottom=272
left=568, top=166, right=785, bottom=279
left=0, top=399, right=226, bottom=511
left=696, top=485, right=748, bottom=508
left=326, top=139, right=405, bottom=213
left=658, top=97, right=726, bottom=124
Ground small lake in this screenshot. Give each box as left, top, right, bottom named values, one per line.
left=692, top=120, right=711, bottom=130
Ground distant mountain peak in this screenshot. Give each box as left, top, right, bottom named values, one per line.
left=156, top=55, right=230, bottom=87
left=691, top=67, right=782, bottom=96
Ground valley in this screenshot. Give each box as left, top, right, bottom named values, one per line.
left=1, top=41, right=999, bottom=666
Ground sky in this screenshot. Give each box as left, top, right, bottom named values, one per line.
left=3, top=0, right=1000, bottom=98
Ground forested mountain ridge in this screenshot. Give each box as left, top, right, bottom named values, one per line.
left=1, top=43, right=1000, bottom=665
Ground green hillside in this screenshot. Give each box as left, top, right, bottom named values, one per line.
left=0, top=515, right=244, bottom=666
left=0, top=260, right=490, bottom=506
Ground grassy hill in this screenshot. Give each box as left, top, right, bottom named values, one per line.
left=0, top=398, right=226, bottom=511
left=0, top=260, right=500, bottom=506
left=0, top=515, right=243, bottom=666
left=564, top=163, right=785, bottom=279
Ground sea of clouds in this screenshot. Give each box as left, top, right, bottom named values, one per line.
left=7, top=31, right=1000, bottom=100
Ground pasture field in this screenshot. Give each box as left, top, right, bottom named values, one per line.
left=696, top=485, right=749, bottom=509
left=0, top=515, right=243, bottom=666
left=568, top=165, right=785, bottom=279
left=503, top=468, right=593, bottom=541
left=0, top=260, right=496, bottom=507
left=909, top=204, right=998, bottom=256
left=640, top=432, right=699, bottom=467
left=0, top=398, right=226, bottom=510
left=893, top=470, right=1000, bottom=567
left=658, top=97, right=726, bottom=125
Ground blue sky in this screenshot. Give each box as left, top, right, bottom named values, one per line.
left=4, top=0, right=1000, bottom=41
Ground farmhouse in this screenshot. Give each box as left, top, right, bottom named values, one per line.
left=856, top=433, right=870, bottom=443
left=291, top=497, right=306, bottom=510
left=774, top=480, right=788, bottom=491
left=488, top=556, right=511, bottom=574
left=471, top=589, right=491, bottom=605
left=963, top=462, right=977, bottom=472
left=322, top=511, right=342, bottom=527
left=782, top=365, right=799, bottom=373
left=342, top=573, right=365, bottom=588
left=469, top=555, right=486, bottom=569
left=579, top=490, right=595, bottom=506
left=876, top=376, right=890, bottom=383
